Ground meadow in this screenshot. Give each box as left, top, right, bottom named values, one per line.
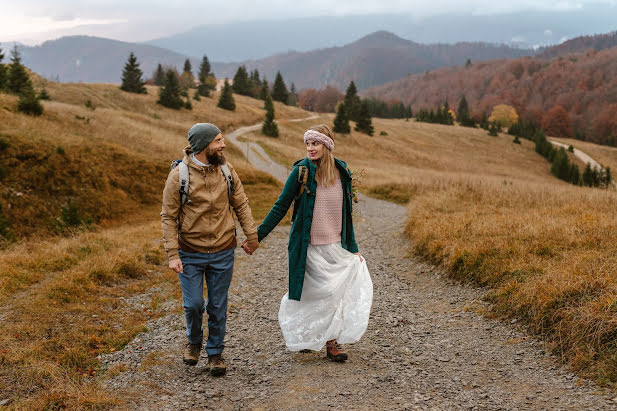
left=2, top=78, right=617, bottom=408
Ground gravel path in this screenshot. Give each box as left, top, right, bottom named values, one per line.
left=100, top=123, right=617, bottom=409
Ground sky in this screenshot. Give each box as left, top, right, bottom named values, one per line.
left=2, top=0, right=617, bottom=45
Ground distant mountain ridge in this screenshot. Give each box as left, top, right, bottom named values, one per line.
left=538, top=31, right=617, bottom=59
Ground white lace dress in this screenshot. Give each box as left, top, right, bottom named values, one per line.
left=278, top=178, right=373, bottom=351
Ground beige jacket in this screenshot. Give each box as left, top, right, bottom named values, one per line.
left=161, top=147, right=258, bottom=261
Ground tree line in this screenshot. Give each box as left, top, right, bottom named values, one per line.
left=0, top=45, right=45, bottom=116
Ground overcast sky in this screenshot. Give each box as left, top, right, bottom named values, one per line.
left=2, top=0, right=617, bottom=45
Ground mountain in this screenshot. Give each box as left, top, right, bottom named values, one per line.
left=363, top=45, right=617, bottom=146
left=146, top=8, right=617, bottom=62
left=538, top=31, right=617, bottom=59
left=10, top=36, right=199, bottom=83
left=211, top=31, right=531, bottom=91
left=6, top=32, right=530, bottom=92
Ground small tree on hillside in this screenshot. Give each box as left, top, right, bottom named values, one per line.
left=197, top=55, right=216, bottom=97
left=0, top=48, right=7, bottom=91
left=287, top=83, right=298, bottom=107
left=183, top=59, right=192, bottom=75
left=354, top=100, right=374, bottom=136
left=158, top=69, right=183, bottom=109
left=154, top=64, right=165, bottom=86
left=457, top=95, right=474, bottom=127
left=333, top=103, right=350, bottom=134
left=8, top=45, right=31, bottom=95
left=272, top=71, right=288, bottom=103
left=217, top=79, right=236, bottom=111
left=489, top=104, right=519, bottom=129
left=232, top=65, right=251, bottom=96
left=262, top=93, right=279, bottom=137
left=179, top=59, right=195, bottom=90
left=120, top=52, right=146, bottom=94
left=259, top=78, right=269, bottom=100
left=344, top=81, right=361, bottom=122
left=17, top=81, right=43, bottom=116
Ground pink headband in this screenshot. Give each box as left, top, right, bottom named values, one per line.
left=303, top=130, right=335, bottom=151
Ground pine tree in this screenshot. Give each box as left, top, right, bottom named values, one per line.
left=17, top=81, right=43, bottom=116
left=197, top=55, right=216, bottom=97
left=259, top=78, right=269, bottom=100
left=551, top=147, right=570, bottom=181
left=183, top=59, right=192, bottom=75
left=232, top=65, right=251, bottom=96
left=154, top=64, right=165, bottom=86
left=569, top=163, right=580, bottom=185
left=0, top=47, right=6, bottom=91
left=343, top=81, right=361, bottom=122
left=287, top=83, right=298, bottom=106
left=262, top=94, right=279, bottom=137
left=583, top=163, right=594, bottom=187
left=457, top=95, right=474, bottom=127
left=7, top=45, right=30, bottom=95
left=217, top=79, right=235, bottom=111
left=157, top=70, right=183, bottom=109
left=272, top=71, right=288, bottom=103
left=120, top=52, right=146, bottom=94
left=354, top=101, right=374, bottom=136
left=333, top=103, right=350, bottom=134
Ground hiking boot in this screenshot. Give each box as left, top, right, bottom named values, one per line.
left=183, top=343, right=202, bottom=366
left=208, top=354, right=226, bottom=377
left=326, top=339, right=348, bottom=362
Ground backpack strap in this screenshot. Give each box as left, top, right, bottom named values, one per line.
left=292, top=165, right=310, bottom=222
left=220, top=163, right=234, bottom=201
left=178, top=162, right=191, bottom=206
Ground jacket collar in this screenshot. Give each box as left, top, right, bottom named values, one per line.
left=294, top=157, right=352, bottom=181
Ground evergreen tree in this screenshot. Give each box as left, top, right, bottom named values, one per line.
left=157, top=69, right=183, bottom=109
left=488, top=123, right=498, bottom=136
left=197, top=55, right=215, bottom=97
left=262, top=93, right=279, bottom=137
left=343, top=81, right=361, bottom=122
left=569, top=163, right=580, bottom=185
left=259, top=78, right=269, bottom=100
left=120, top=52, right=146, bottom=94
left=154, top=64, right=165, bottom=86
left=354, top=101, right=374, bottom=136
left=217, top=79, right=236, bottom=111
left=183, top=59, right=192, bottom=75
left=605, top=167, right=612, bottom=187
left=333, top=103, right=350, bottom=134
left=17, top=81, right=43, bottom=116
left=457, top=95, right=474, bottom=127
left=193, top=89, right=201, bottom=101
left=38, top=88, right=50, bottom=100
left=271, top=71, right=288, bottom=103
left=583, top=163, right=594, bottom=187
left=287, top=83, right=298, bottom=106
left=551, top=147, right=570, bottom=181
left=7, top=45, right=30, bottom=95
left=232, top=65, right=251, bottom=96
left=0, top=47, right=6, bottom=91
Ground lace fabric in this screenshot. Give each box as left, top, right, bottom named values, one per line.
left=278, top=242, right=373, bottom=351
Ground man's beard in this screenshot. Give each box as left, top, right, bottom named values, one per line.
left=206, top=149, right=226, bottom=166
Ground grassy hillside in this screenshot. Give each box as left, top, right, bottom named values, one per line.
left=0, top=81, right=307, bottom=409
left=241, top=115, right=617, bottom=387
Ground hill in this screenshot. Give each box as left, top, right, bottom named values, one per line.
left=539, top=31, right=617, bottom=59
left=363, top=45, right=617, bottom=146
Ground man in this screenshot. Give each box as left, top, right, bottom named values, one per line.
left=161, top=123, right=259, bottom=376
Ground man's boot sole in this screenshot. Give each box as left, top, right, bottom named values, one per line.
left=326, top=352, right=348, bottom=362
left=183, top=358, right=198, bottom=366
left=210, top=367, right=226, bottom=377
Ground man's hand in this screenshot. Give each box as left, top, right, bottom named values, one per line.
left=240, top=239, right=259, bottom=255
left=169, top=258, right=183, bottom=273
left=354, top=252, right=364, bottom=262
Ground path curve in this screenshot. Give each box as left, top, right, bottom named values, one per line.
left=100, top=120, right=617, bottom=409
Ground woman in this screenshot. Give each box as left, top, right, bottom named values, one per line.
left=247, top=124, right=373, bottom=361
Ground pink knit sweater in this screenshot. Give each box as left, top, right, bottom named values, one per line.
left=310, top=178, right=343, bottom=245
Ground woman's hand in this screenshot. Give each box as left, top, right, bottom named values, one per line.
left=354, top=252, right=364, bottom=262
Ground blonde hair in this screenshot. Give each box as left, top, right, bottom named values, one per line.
left=308, top=124, right=337, bottom=187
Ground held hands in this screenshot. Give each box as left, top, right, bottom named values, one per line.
left=240, top=239, right=259, bottom=255
left=354, top=252, right=364, bottom=262
left=169, top=258, right=183, bottom=273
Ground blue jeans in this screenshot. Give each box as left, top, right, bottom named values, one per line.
left=178, top=247, right=235, bottom=356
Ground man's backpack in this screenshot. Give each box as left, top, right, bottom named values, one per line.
left=170, top=160, right=235, bottom=234
left=291, top=165, right=310, bottom=222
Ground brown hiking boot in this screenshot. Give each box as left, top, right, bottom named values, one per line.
left=326, top=339, right=348, bottom=362
left=183, top=343, right=202, bottom=366
left=208, top=354, right=226, bottom=376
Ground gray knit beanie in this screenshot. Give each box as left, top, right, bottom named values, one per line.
left=187, top=123, right=221, bottom=153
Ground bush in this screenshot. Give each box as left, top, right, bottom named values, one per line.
left=380, top=131, right=388, bottom=136
left=56, top=146, right=65, bottom=155
left=17, top=84, right=43, bottom=116
left=84, top=100, right=96, bottom=110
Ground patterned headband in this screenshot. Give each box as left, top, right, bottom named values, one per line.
left=303, top=130, right=335, bottom=151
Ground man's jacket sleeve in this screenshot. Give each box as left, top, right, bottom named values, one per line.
left=229, top=166, right=258, bottom=243
left=160, top=168, right=180, bottom=261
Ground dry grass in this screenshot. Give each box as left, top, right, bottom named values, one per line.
left=0, top=82, right=290, bottom=408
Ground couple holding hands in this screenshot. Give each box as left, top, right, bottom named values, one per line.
left=161, top=122, right=373, bottom=377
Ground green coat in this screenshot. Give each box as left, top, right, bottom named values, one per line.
left=257, top=157, right=359, bottom=301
